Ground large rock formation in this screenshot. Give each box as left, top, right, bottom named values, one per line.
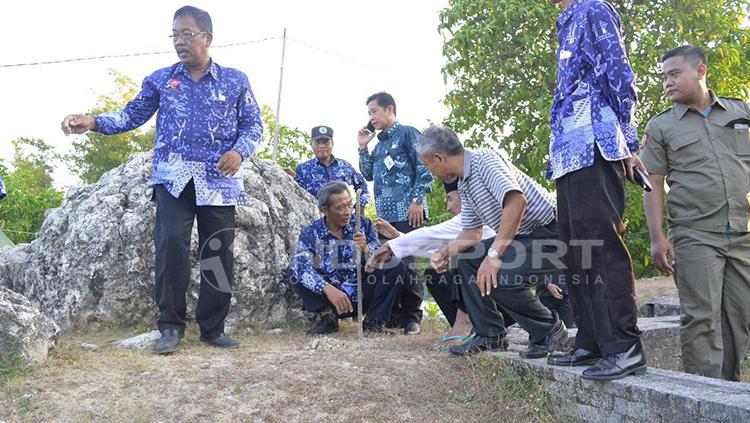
left=0, top=152, right=319, bottom=332
left=0, top=285, right=59, bottom=364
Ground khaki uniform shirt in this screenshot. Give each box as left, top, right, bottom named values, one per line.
left=640, top=91, right=750, bottom=233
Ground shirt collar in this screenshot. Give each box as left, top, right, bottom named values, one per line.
left=316, top=155, right=338, bottom=167
left=173, top=59, right=220, bottom=81
left=673, top=90, right=726, bottom=120
left=461, top=149, right=475, bottom=181
left=556, top=0, right=588, bottom=29
left=317, top=216, right=355, bottom=240
left=377, top=121, right=401, bottom=141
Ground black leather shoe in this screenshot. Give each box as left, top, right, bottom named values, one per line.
left=581, top=342, right=647, bottom=381
left=307, top=313, right=339, bottom=335
left=200, top=334, right=240, bottom=349
left=404, top=321, right=421, bottom=335
left=449, top=335, right=509, bottom=357
left=155, top=329, right=181, bottom=355
left=519, top=321, right=568, bottom=359
left=547, top=348, right=602, bottom=366
left=364, top=320, right=398, bottom=335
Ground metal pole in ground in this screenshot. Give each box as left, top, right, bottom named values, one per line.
left=354, top=189, right=364, bottom=338
left=272, top=28, right=287, bottom=163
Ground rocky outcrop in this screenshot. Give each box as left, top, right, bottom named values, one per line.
left=0, top=152, right=319, bottom=332
left=0, top=285, right=59, bottom=364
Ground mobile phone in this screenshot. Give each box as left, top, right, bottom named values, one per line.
left=364, top=121, right=375, bottom=134
left=633, top=167, right=652, bottom=192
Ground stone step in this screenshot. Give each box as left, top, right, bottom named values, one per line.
left=489, top=348, right=750, bottom=422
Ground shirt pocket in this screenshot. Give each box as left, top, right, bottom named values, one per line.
left=667, top=133, right=704, bottom=168
left=734, top=127, right=750, bottom=156
left=208, top=98, right=236, bottom=139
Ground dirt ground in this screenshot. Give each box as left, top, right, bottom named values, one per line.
left=0, top=277, right=679, bottom=423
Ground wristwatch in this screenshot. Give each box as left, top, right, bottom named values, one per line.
left=412, top=197, right=423, bottom=205
left=487, top=248, right=500, bottom=260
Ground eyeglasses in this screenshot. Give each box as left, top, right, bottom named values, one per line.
left=169, top=31, right=210, bottom=41
left=313, top=138, right=332, bottom=146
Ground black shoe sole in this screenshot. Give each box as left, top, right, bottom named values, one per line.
left=155, top=344, right=180, bottom=355
left=547, top=357, right=601, bottom=366
left=581, top=365, right=647, bottom=381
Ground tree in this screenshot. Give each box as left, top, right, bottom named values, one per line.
left=0, top=139, right=64, bottom=244
left=65, top=70, right=155, bottom=184
left=438, top=0, right=750, bottom=277
left=255, top=105, right=311, bottom=170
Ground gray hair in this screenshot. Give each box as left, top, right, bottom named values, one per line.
left=417, top=125, right=464, bottom=157
left=317, top=181, right=350, bottom=209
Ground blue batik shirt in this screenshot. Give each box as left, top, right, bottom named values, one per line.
left=547, top=0, right=638, bottom=180
left=358, top=122, right=433, bottom=222
left=294, top=156, right=370, bottom=207
left=0, top=175, right=6, bottom=199
left=94, top=60, right=263, bottom=206
left=289, top=215, right=380, bottom=302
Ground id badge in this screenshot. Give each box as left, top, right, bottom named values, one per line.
left=384, top=154, right=395, bottom=170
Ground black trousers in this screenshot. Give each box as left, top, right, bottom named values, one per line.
left=457, top=222, right=561, bottom=343
left=537, top=288, right=575, bottom=329
left=153, top=180, right=235, bottom=339
left=423, top=268, right=463, bottom=326
left=556, top=150, right=640, bottom=356
left=290, top=261, right=408, bottom=323
left=381, top=220, right=424, bottom=326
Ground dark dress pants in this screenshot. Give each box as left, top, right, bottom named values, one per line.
left=457, top=222, right=561, bottom=344
left=291, top=260, right=408, bottom=323
left=555, top=149, right=641, bottom=355
left=381, top=220, right=424, bottom=326
left=154, top=179, right=235, bottom=340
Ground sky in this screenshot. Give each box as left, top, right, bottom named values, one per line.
left=0, top=0, right=450, bottom=189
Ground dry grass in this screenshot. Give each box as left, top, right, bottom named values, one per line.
left=0, top=318, right=554, bottom=423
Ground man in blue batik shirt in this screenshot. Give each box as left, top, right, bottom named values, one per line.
left=0, top=175, right=6, bottom=200
left=61, top=6, right=262, bottom=354
left=292, top=125, right=370, bottom=209
left=545, top=0, right=648, bottom=381
left=289, top=181, right=407, bottom=335
left=358, top=92, right=434, bottom=335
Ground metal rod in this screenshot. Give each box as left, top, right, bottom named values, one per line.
left=354, top=189, right=364, bottom=338
left=271, top=28, right=287, bottom=162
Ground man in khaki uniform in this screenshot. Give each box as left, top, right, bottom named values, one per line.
left=641, top=45, right=750, bottom=381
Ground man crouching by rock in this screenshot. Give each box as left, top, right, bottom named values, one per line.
left=289, top=181, right=409, bottom=334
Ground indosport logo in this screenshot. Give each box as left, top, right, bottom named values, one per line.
left=198, top=228, right=236, bottom=294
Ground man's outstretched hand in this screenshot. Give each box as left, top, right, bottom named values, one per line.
left=61, top=114, right=96, bottom=135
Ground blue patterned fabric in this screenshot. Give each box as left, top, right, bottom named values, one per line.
left=0, top=175, right=6, bottom=200
left=294, top=156, right=370, bottom=207
left=358, top=122, right=433, bottom=222
left=94, top=60, right=263, bottom=206
left=289, top=216, right=380, bottom=302
left=547, top=0, right=638, bottom=180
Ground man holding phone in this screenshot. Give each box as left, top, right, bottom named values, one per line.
left=641, top=45, right=750, bottom=381
left=545, top=0, right=646, bottom=381
left=358, top=92, right=434, bottom=335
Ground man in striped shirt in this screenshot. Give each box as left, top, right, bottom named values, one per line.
left=418, top=126, right=568, bottom=357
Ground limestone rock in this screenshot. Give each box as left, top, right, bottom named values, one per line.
left=0, top=152, right=319, bottom=332
left=111, top=330, right=161, bottom=351
left=0, top=285, right=59, bottom=364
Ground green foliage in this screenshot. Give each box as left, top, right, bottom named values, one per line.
left=0, top=139, right=63, bottom=244
left=426, top=178, right=453, bottom=226
left=64, top=70, right=155, bottom=184
left=439, top=0, right=750, bottom=277
left=255, top=105, right=311, bottom=170
left=423, top=300, right=442, bottom=318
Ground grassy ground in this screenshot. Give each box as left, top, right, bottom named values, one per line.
left=0, top=318, right=557, bottom=423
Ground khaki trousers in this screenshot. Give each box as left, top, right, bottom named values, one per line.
left=670, top=225, right=750, bottom=381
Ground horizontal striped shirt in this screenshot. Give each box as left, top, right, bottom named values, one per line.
left=459, top=149, right=556, bottom=235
